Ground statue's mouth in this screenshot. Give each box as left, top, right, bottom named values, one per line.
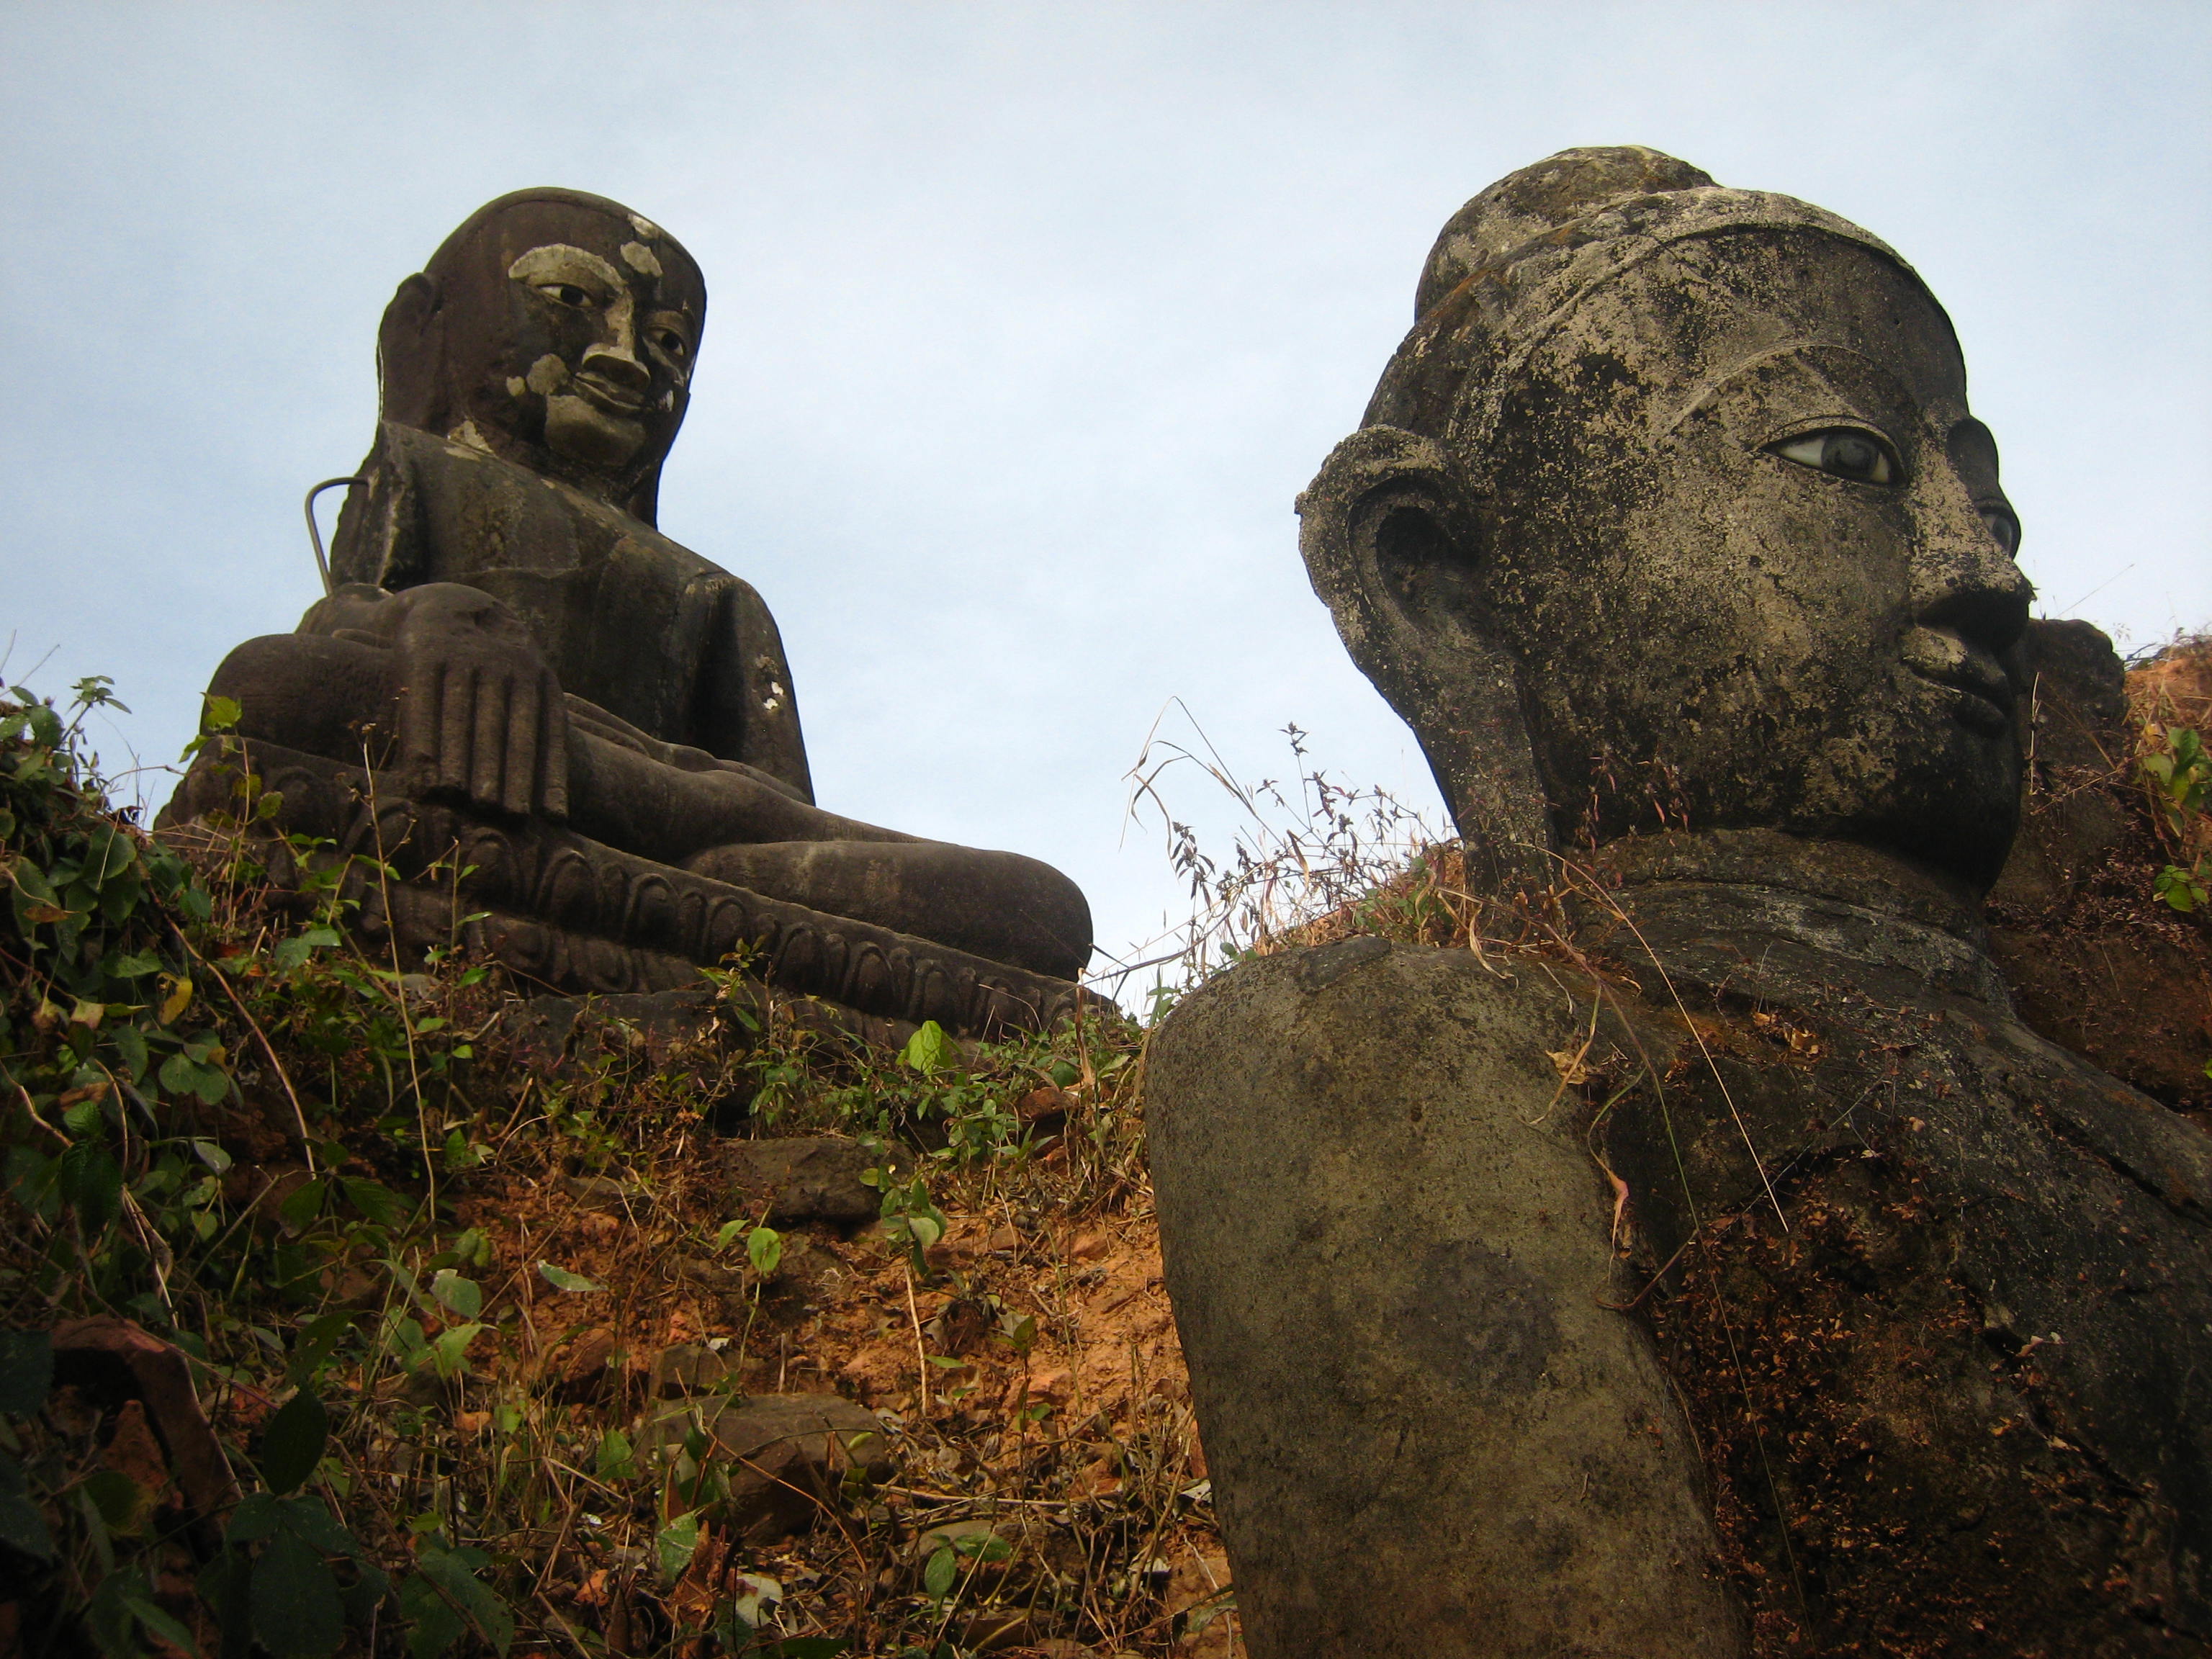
left=571, top=372, right=646, bottom=418
left=1912, top=654, right=2015, bottom=737
left=1899, top=624, right=2015, bottom=738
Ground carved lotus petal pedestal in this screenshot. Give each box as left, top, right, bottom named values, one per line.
left=163, top=741, right=1094, bottom=1050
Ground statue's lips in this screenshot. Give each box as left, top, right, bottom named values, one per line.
left=570, top=373, right=646, bottom=418
left=1911, top=655, right=2015, bottom=737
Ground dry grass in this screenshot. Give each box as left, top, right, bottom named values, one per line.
left=7, top=956, right=1243, bottom=1657
left=310, top=992, right=1237, bottom=1659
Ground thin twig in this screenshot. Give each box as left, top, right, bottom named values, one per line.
left=1546, top=851, right=1788, bottom=1230
left=904, top=1261, right=930, bottom=1419
left=172, top=920, right=318, bottom=1172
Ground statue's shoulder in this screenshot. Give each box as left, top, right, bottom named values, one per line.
left=346, top=423, right=586, bottom=582
left=374, top=421, right=535, bottom=507
left=1151, top=935, right=1605, bottom=1131
left=369, top=423, right=750, bottom=594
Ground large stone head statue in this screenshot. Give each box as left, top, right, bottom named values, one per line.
left=1302, top=147, right=2031, bottom=890
left=374, top=186, right=706, bottom=523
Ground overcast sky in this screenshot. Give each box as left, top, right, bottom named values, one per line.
left=4, top=2, right=2206, bottom=994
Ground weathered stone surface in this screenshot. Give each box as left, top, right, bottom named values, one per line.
left=1154, top=941, right=1745, bottom=1659
left=1166, top=875, right=2212, bottom=1652
left=160, top=189, right=1095, bottom=1040
left=500, top=983, right=765, bottom=1120
left=957, top=1610, right=1036, bottom=1653
left=503, top=984, right=739, bottom=1071
left=638, top=1392, right=891, bottom=1541
left=647, top=1344, right=749, bottom=1399
left=1585, top=830, right=2212, bottom=1647
left=1301, top=146, right=2029, bottom=894
left=1153, top=144, right=2212, bottom=1658
left=1012, top=1084, right=1074, bottom=1141
left=542, top=1326, right=619, bottom=1403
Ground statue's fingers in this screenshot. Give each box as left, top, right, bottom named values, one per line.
left=474, top=671, right=512, bottom=807
left=399, top=657, right=440, bottom=774
left=539, top=670, right=571, bottom=820
left=502, top=677, right=540, bottom=817
left=439, top=663, right=475, bottom=793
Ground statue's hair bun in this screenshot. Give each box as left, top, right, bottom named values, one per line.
left=1367, top=148, right=1925, bottom=462
left=1414, top=146, right=1717, bottom=320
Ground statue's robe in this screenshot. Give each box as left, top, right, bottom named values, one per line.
left=330, top=421, right=811, bottom=798
left=1152, top=831, right=2212, bottom=1657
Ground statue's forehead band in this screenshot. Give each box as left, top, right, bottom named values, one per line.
left=1421, top=189, right=1933, bottom=485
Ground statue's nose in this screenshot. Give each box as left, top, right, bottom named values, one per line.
left=1912, top=487, right=2031, bottom=662
left=1918, top=559, right=2029, bottom=662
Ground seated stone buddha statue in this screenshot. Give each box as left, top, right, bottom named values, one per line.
left=163, top=188, right=1092, bottom=1039
left=1150, top=149, right=2212, bottom=1656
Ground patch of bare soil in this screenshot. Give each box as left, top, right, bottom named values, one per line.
left=282, top=999, right=1251, bottom=1659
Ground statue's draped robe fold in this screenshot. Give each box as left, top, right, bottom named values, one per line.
left=331, top=421, right=812, bottom=800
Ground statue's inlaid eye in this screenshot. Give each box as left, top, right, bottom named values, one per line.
left=1769, top=428, right=1898, bottom=485
left=651, top=328, right=688, bottom=361
left=537, top=282, right=593, bottom=308
left=1981, top=506, right=2020, bottom=556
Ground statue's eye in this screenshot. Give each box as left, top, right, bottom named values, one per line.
left=1981, top=505, right=2020, bottom=557
left=1768, top=428, right=1898, bottom=485
left=536, top=282, right=593, bottom=309
left=650, top=327, right=689, bottom=361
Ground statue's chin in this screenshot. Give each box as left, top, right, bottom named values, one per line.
left=544, top=395, right=645, bottom=469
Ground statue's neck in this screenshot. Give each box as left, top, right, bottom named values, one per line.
left=1575, top=827, right=2010, bottom=1007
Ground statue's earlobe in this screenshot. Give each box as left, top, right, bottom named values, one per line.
left=1299, top=426, right=1452, bottom=639
left=1299, top=426, right=1553, bottom=885
left=376, top=273, right=444, bottom=431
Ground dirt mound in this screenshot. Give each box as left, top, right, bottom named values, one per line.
left=1985, top=621, right=2212, bottom=1122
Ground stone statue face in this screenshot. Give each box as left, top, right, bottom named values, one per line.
left=378, top=191, right=706, bottom=517
left=1311, top=193, right=2035, bottom=893
left=1477, top=230, right=2029, bottom=885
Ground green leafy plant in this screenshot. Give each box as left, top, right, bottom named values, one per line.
left=868, top=1168, right=949, bottom=1277
left=2142, top=724, right=2212, bottom=913
left=2154, top=862, right=2209, bottom=914
left=746, top=1221, right=784, bottom=1278
left=1, top=678, right=527, bottom=1657
left=198, top=1387, right=388, bottom=1659
left=922, top=1525, right=1011, bottom=1605
left=4, top=671, right=1200, bottom=1658
left=395, top=1530, right=514, bottom=1659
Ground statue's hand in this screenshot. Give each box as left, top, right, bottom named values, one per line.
left=389, top=584, right=571, bottom=820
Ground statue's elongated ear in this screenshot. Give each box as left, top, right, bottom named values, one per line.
left=376, top=273, right=444, bottom=432
left=1298, top=426, right=1553, bottom=885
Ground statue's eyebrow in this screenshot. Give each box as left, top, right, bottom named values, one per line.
left=507, top=243, right=628, bottom=293
left=1655, top=343, right=1888, bottom=441
left=1946, top=415, right=2001, bottom=476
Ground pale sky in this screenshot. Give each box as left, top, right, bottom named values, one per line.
left=4, top=2, right=2206, bottom=994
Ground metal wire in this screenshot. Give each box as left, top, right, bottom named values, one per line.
left=302, top=476, right=368, bottom=597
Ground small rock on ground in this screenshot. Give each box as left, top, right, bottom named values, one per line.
left=723, top=1136, right=907, bottom=1229
left=638, top=1391, right=891, bottom=1539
